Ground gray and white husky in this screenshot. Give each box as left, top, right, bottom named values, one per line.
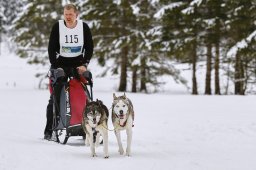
left=112, top=93, right=135, bottom=156
left=82, top=100, right=109, bottom=158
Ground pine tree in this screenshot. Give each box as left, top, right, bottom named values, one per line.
left=1, top=0, right=25, bottom=33
left=130, top=1, right=156, bottom=93
left=79, top=1, right=139, bottom=92
left=156, top=0, right=256, bottom=95
left=0, top=5, right=4, bottom=43
left=202, top=0, right=225, bottom=95
left=1, top=0, right=26, bottom=50
left=13, top=0, right=63, bottom=64
left=225, top=0, right=256, bottom=95
left=201, top=0, right=227, bottom=95
left=159, top=0, right=205, bottom=94
left=0, top=6, right=4, bottom=56
left=80, top=0, right=129, bottom=91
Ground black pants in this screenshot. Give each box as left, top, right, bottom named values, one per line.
left=44, top=95, right=54, bottom=135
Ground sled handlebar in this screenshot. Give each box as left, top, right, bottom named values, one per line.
left=49, top=68, right=93, bottom=87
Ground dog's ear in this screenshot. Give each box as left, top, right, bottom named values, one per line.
left=123, top=92, right=126, bottom=98
left=97, top=99, right=103, bottom=106
left=85, top=105, right=90, bottom=114
left=99, top=100, right=103, bottom=105
left=113, top=93, right=117, bottom=100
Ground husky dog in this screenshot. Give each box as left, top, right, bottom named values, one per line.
left=112, top=93, right=135, bottom=156
left=82, top=99, right=109, bottom=158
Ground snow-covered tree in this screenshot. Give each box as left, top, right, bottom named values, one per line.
left=156, top=0, right=203, bottom=94
left=80, top=0, right=186, bottom=93
left=1, top=0, right=26, bottom=48
left=155, top=0, right=256, bottom=95
left=0, top=5, right=4, bottom=40
left=10, top=0, right=255, bottom=94
left=80, top=1, right=133, bottom=92
left=225, top=0, right=256, bottom=94
left=13, top=0, right=63, bottom=65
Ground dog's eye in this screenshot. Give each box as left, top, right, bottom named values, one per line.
left=116, top=105, right=119, bottom=108
left=123, top=105, right=126, bottom=107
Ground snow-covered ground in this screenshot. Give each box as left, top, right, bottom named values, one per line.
left=1, top=43, right=256, bottom=170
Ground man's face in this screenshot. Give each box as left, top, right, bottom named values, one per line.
left=64, top=8, right=77, bottom=25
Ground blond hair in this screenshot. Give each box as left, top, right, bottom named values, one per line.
left=64, top=4, right=78, bottom=13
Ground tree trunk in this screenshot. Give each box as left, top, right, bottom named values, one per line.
left=192, top=41, right=198, bottom=95
left=214, top=41, right=221, bottom=95
left=213, top=1, right=221, bottom=95
left=132, top=66, right=137, bottom=92
left=234, top=54, right=245, bottom=95
left=239, top=58, right=245, bottom=95
left=205, top=42, right=212, bottom=95
left=242, top=58, right=249, bottom=95
left=191, top=5, right=198, bottom=95
left=140, top=56, right=147, bottom=92
left=118, top=46, right=128, bottom=92
left=131, top=29, right=137, bottom=92
left=234, top=55, right=240, bottom=94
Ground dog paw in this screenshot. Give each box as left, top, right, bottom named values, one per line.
left=118, top=149, right=124, bottom=155
left=91, top=153, right=97, bottom=157
left=126, top=152, right=131, bottom=157
left=126, top=148, right=131, bottom=156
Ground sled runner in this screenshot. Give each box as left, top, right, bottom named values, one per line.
left=49, top=68, right=93, bottom=144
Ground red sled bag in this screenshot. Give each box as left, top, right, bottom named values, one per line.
left=69, top=78, right=87, bottom=126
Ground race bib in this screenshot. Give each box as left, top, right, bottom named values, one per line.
left=59, top=20, right=84, bottom=57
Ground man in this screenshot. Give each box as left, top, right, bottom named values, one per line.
left=44, top=4, right=93, bottom=140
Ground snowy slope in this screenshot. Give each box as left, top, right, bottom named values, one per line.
left=1, top=43, right=256, bottom=170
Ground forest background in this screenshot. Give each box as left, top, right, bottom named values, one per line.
left=0, top=0, right=255, bottom=95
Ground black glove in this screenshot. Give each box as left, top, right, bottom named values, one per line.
left=50, top=68, right=65, bottom=85
left=83, top=71, right=93, bottom=86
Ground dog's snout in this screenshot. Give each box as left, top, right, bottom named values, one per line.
left=119, top=110, right=123, bottom=115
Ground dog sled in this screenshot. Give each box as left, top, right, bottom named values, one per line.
left=49, top=68, right=93, bottom=144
